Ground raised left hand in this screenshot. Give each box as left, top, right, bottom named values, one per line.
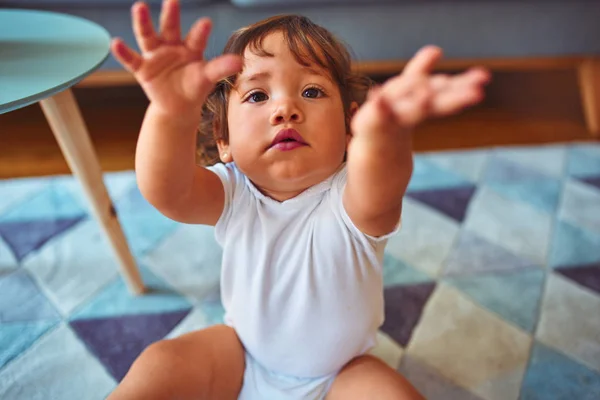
left=352, top=46, right=490, bottom=136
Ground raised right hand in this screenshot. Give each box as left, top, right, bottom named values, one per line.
left=111, top=0, right=243, bottom=117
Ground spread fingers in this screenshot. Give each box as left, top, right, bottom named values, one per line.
left=159, top=0, right=181, bottom=44
left=402, top=46, right=443, bottom=77
left=186, top=17, right=212, bottom=57
left=111, top=38, right=143, bottom=73
left=132, top=1, right=160, bottom=53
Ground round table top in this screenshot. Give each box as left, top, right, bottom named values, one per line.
left=0, top=9, right=111, bottom=114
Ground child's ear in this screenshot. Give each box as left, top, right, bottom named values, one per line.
left=346, top=101, right=360, bottom=143
left=349, top=101, right=359, bottom=117
left=216, top=140, right=232, bottom=163
left=213, top=118, right=232, bottom=163
left=346, top=101, right=359, bottom=126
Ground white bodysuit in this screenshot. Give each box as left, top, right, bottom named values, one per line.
left=207, top=162, right=398, bottom=399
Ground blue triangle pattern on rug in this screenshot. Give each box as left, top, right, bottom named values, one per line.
left=381, top=283, right=436, bottom=347
left=199, top=299, right=226, bottom=326
left=0, top=230, right=17, bottom=264
left=1, top=143, right=600, bottom=400
left=443, top=230, right=537, bottom=276
left=0, top=270, right=61, bottom=323
left=483, top=156, right=562, bottom=214
left=0, top=177, right=48, bottom=216
left=580, top=175, right=600, bottom=190
left=0, top=239, right=17, bottom=276
left=0, top=320, right=58, bottom=369
left=559, top=179, right=600, bottom=236
left=423, top=149, right=488, bottom=183
left=486, top=154, right=550, bottom=181
left=444, top=269, right=545, bottom=332
left=406, top=185, right=476, bottom=222
left=407, top=158, right=471, bottom=192
left=115, top=187, right=179, bottom=257
left=520, top=341, right=600, bottom=400
left=70, top=309, right=190, bottom=381
left=555, top=263, right=600, bottom=295
left=0, top=217, right=85, bottom=262
left=70, top=266, right=192, bottom=321
left=567, top=147, right=600, bottom=179
left=487, top=178, right=561, bottom=215
left=548, top=220, right=600, bottom=268
left=54, top=170, right=137, bottom=207
left=383, top=253, right=432, bottom=287
left=496, top=146, right=567, bottom=178
left=0, top=184, right=87, bottom=222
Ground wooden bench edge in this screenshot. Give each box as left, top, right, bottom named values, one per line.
left=78, top=56, right=593, bottom=88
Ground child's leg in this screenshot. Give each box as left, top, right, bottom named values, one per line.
left=326, top=355, right=425, bottom=400
left=107, top=324, right=245, bottom=400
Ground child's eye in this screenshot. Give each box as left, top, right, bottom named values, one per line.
left=245, top=91, right=268, bottom=103
left=302, top=87, right=325, bottom=99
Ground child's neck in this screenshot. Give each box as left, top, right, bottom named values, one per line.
left=254, top=184, right=307, bottom=202
left=242, top=160, right=346, bottom=203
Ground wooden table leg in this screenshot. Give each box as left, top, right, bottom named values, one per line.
left=39, top=88, right=145, bottom=295
left=578, top=58, right=600, bottom=137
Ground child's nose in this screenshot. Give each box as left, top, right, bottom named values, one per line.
left=270, top=100, right=303, bottom=124
left=272, top=113, right=300, bottom=124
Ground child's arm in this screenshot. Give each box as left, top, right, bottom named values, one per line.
left=111, top=0, right=242, bottom=224
left=344, top=46, right=490, bottom=237
left=134, top=105, right=226, bottom=225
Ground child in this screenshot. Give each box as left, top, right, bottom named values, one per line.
left=108, top=0, right=489, bottom=398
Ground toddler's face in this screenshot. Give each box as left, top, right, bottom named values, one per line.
left=224, top=32, right=349, bottom=200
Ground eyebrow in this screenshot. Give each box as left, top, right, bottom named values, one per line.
left=237, top=67, right=328, bottom=86
left=239, top=71, right=271, bottom=84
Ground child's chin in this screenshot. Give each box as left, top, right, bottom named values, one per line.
left=275, top=161, right=339, bottom=182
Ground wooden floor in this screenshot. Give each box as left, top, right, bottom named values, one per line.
left=1, top=69, right=597, bottom=179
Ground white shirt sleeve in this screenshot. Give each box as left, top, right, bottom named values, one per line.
left=205, top=162, right=240, bottom=245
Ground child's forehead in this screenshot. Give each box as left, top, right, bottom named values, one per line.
left=237, top=58, right=333, bottom=87
left=239, top=32, right=332, bottom=78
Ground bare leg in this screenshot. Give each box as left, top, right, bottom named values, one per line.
left=326, top=355, right=424, bottom=400
left=107, top=325, right=245, bottom=400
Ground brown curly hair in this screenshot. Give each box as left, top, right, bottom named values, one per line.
left=196, top=14, right=373, bottom=165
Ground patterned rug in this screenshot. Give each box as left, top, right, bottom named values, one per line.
left=1, top=143, right=600, bottom=400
